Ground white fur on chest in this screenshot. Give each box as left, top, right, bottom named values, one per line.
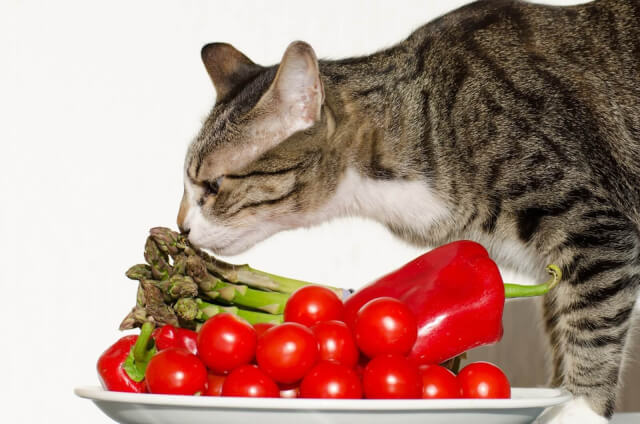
left=312, top=169, right=547, bottom=282
left=309, top=168, right=451, bottom=235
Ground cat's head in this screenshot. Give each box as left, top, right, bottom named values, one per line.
left=178, top=41, right=339, bottom=255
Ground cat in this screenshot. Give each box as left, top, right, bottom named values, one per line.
left=177, top=0, right=640, bottom=422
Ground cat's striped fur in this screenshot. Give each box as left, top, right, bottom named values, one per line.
left=179, top=0, right=640, bottom=419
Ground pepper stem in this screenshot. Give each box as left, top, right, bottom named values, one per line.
left=123, top=321, right=157, bottom=382
left=133, top=322, right=155, bottom=363
left=504, top=264, right=562, bottom=298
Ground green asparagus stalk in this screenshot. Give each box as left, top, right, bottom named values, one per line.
left=154, top=274, right=199, bottom=300
left=214, top=282, right=288, bottom=314
left=171, top=254, right=188, bottom=276
left=126, top=264, right=153, bottom=281
left=186, top=254, right=289, bottom=313
left=144, top=237, right=171, bottom=281
left=140, top=280, right=179, bottom=327
left=173, top=297, right=199, bottom=322
left=184, top=254, right=220, bottom=292
left=195, top=298, right=283, bottom=325
left=149, top=227, right=189, bottom=257
left=119, top=305, right=149, bottom=330
left=150, top=226, right=348, bottom=297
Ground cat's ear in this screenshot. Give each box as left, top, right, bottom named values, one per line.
left=201, top=43, right=263, bottom=102
left=260, top=41, right=325, bottom=133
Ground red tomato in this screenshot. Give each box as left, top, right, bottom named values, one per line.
left=457, top=362, right=511, bottom=399
left=197, top=313, right=257, bottom=374
left=256, top=322, right=319, bottom=384
left=362, top=354, right=421, bottom=399
left=145, top=348, right=208, bottom=395
left=354, top=297, right=417, bottom=357
left=419, top=364, right=461, bottom=399
left=203, top=373, right=226, bottom=396
left=221, top=365, right=279, bottom=397
left=284, top=285, right=344, bottom=327
left=311, top=320, right=359, bottom=368
left=152, top=325, right=198, bottom=356
left=278, top=382, right=300, bottom=398
left=254, top=323, right=276, bottom=338
left=300, top=361, right=363, bottom=399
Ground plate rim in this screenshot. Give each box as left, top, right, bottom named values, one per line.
left=74, top=385, right=572, bottom=411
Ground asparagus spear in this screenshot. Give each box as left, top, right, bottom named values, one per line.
left=171, top=254, right=188, bottom=276
left=173, top=297, right=199, bottom=322
left=140, top=280, right=179, bottom=327
left=150, top=227, right=348, bottom=297
left=144, top=237, right=171, bottom=281
left=195, top=298, right=284, bottom=325
left=154, top=274, right=199, bottom=300
left=186, top=254, right=289, bottom=314
left=125, top=264, right=152, bottom=281
left=119, top=305, right=149, bottom=330
left=128, top=263, right=198, bottom=302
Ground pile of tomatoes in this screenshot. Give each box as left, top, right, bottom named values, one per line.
left=143, top=286, right=511, bottom=399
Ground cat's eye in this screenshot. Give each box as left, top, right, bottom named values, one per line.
left=204, top=176, right=224, bottom=196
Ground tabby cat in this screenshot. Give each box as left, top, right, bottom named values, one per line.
left=177, top=0, right=640, bottom=421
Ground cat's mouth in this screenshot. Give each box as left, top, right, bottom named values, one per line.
left=188, top=232, right=247, bottom=256
left=186, top=224, right=261, bottom=256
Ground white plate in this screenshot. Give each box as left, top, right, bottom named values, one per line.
left=75, top=385, right=571, bottom=424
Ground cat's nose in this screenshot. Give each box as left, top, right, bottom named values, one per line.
left=180, top=227, right=190, bottom=237
left=177, top=189, right=190, bottom=234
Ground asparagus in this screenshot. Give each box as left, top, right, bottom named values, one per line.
left=119, top=305, right=149, bottom=330
left=186, top=254, right=289, bottom=314
left=173, top=297, right=199, bottom=321
left=171, top=254, right=188, bottom=276
left=126, top=264, right=152, bottom=281
left=195, top=298, right=284, bottom=325
left=119, top=226, right=348, bottom=332
left=154, top=274, right=199, bottom=300
left=140, top=280, right=179, bottom=327
left=144, top=237, right=171, bottom=281
left=150, top=226, right=348, bottom=297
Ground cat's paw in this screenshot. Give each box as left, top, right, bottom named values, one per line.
left=535, top=398, right=608, bottom=424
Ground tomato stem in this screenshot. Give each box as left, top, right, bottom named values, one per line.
left=504, top=264, right=562, bottom=298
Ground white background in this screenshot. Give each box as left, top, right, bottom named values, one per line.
left=2, top=1, right=595, bottom=423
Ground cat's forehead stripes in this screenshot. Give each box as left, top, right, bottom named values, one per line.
left=186, top=66, right=279, bottom=183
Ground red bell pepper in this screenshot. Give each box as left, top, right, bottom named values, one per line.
left=97, top=322, right=156, bottom=392
left=152, top=324, right=198, bottom=356
left=343, top=240, right=560, bottom=365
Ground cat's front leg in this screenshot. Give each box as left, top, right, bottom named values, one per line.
left=535, top=222, right=640, bottom=424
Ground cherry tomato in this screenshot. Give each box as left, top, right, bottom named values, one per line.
left=256, top=322, right=319, bottom=384
left=457, top=362, right=511, bottom=399
left=278, top=382, right=300, bottom=398
left=284, top=285, right=344, bottom=327
left=254, top=322, right=276, bottom=338
left=311, top=320, right=359, bottom=368
left=197, top=313, right=257, bottom=374
left=145, top=348, right=208, bottom=395
left=221, top=365, right=279, bottom=397
left=203, top=373, right=226, bottom=396
left=354, top=297, right=417, bottom=357
left=300, top=361, right=363, bottom=399
left=362, top=354, right=421, bottom=399
left=152, top=325, right=198, bottom=356
left=418, top=364, right=461, bottom=399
